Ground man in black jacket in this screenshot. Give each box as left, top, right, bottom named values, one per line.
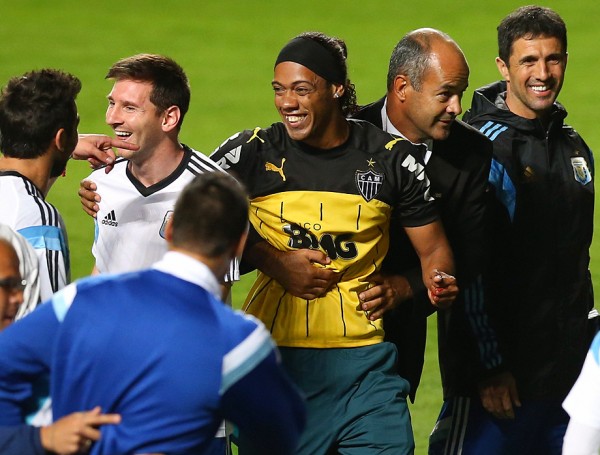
left=354, top=28, right=516, bottom=446
left=452, top=6, right=596, bottom=454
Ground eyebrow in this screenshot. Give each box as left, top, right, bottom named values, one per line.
left=271, top=79, right=316, bottom=86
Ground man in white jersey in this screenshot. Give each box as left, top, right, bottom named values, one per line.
left=79, top=54, right=236, bottom=284
left=77, top=54, right=235, bottom=454
left=0, top=69, right=80, bottom=305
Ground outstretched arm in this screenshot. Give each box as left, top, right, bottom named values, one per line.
left=404, top=220, right=458, bottom=308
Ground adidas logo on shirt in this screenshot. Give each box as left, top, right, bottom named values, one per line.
left=101, top=210, right=118, bottom=227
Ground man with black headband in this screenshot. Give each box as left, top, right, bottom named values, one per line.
left=211, top=31, right=457, bottom=455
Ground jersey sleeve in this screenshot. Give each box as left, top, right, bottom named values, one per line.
left=0, top=425, right=44, bottom=455
left=209, top=129, right=264, bottom=192
left=219, top=320, right=306, bottom=454
left=0, top=301, right=60, bottom=425
left=17, top=220, right=69, bottom=301
left=391, top=144, right=438, bottom=228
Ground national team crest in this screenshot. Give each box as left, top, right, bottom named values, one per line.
left=159, top=210, right=174, bottom=239
left=571, top=156, right=592, bottom=185
left=355, top=170, right=385, bottom=202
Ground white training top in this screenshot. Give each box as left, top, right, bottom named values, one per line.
left=0, top=171, right=69, bottom=305
left=90, top=145, right=239, bottom=282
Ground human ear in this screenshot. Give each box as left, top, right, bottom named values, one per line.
left=495, top=57, right=510, bottom=82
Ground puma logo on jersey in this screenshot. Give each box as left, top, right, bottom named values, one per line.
left=246, top=127, right=265, bottom=143
left=101, top=210, right=118, bottom=227
left=385, top=137, right=404, bottom=150
left=265, top=158, right=286, bottom=181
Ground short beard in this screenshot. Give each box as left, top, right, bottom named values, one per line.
left=49, top=156, right=69, bottom=178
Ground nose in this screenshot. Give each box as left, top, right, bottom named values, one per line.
left=277, top=89, right=299, bottom=111
left=535, top=61, right=550, bottom=80
left=447, top=94, right=462, bottom=117
left=9, top=286, right=23, bottom=307
left=106, top=105, right=122, bottom=126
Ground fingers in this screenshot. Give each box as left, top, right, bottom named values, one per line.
left=357, top=283, right=396, bottom=321
left=428, top=271, right=458, bottom=308
left=302, top=248, right=332, bottom=266
left=104, top=137, right=138, bottom=151
left=81, top=179, right=97, bottom=191
left=79, top=180, right=100, bottom=217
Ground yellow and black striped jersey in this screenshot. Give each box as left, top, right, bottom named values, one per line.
left=211, top=120, right=437, bottom=348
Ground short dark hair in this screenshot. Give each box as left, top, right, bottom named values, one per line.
left=0, top=69, right=81, bottom=159
left=297, top=32, right=358, bottom=116
left=171, top=172, right=248, bottom=258
left=498, top=5, right=567, bottom=64
left=106, top=54, right=190, bottom=129
left=387, top=29, right=453, bottom=92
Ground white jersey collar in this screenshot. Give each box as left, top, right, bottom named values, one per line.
left=381, top=97, right=433, bottom=164
left=153, top=251, right=221, bottom=300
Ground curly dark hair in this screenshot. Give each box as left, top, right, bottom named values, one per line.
left=297, top=31, right=358, bottom=116
left=498, top=5, right=567, bottom=64
left=107, top=54, right=190, bottom=129
left=0, top=69, right=80, bottom=159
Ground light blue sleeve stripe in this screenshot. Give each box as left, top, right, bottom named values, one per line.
left=464, top=275, right=503, bottom=369
left=51, top=283, right=78, bottom=322
left=591, top=332, right=600, bottom=365
left=479, top=121, right=496, bottom=135
left=18, top=225, right=66, bottom=253
left=479, top=121, right=508, bottom=142
left=220, top=324, right=275, bottom=395
left=489, top=159, right=516, bottom=221
left=94, top=219, right=99, bottom=243
left=490, top=126, right=508, bottom=141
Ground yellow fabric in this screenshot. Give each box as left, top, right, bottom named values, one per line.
left=244, top=190, right=391, bottom=348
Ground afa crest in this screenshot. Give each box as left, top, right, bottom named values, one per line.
left=355, top=170, right=384, bottom=202
left=571, top=157, right=592, bottom=185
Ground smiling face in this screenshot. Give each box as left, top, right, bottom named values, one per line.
left=0, top=241, right=23, bottom=331
left=272, top=62, right=345, bottom=149
left=392, top=39, right=469, bottom=143
left=496, top=35, right=567, bottom=120
left=105, top=79, right=165, bottom=162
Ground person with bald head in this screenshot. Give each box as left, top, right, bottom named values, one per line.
left=0, top=238, right=121, bottom=455
left=354, top=27, right=516, bottom=445
left=0, top=238, right=25, bottom=330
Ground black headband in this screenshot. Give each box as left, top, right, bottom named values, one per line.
left=274, top=37, right=345, bottom=84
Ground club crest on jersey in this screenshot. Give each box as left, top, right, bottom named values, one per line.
left=355, top=169, right=384, bottom=202
left=571, top=156, right=592, bottom=185
left=159, top=210, right=173, bottom=239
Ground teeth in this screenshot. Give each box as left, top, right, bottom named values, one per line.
left=286, top=115, right=303, bottom=123
left=115, top=131, right=132, bottom=138
left=531, top=85, right=548, bottom=92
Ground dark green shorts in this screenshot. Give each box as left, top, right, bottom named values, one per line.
left=280, top=342, right=414, bottom=455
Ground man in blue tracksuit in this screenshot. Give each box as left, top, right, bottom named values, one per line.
left=431, top=6, right=597, bottom=454
left=0, top=173, right=306, bottom=455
